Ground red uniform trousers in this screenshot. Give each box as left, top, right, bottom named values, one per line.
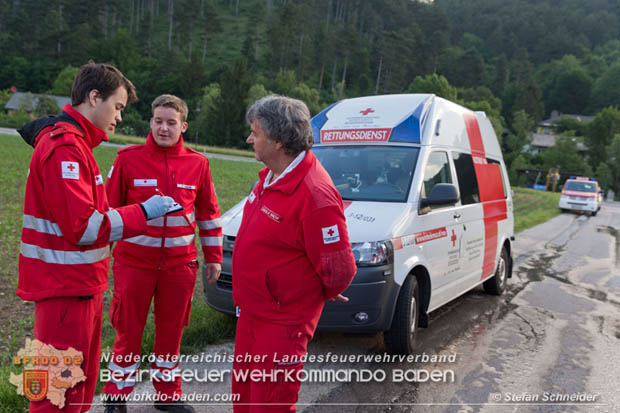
left=232, top=312, right=315, bottom=413
left=103, top=261, right=196, bottom=400
left=30, top=294, right=102, bottom=413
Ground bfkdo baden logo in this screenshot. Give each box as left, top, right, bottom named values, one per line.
left=23, top=370, right=48, bottom=401
left=10, top=338, right=86, bottom=409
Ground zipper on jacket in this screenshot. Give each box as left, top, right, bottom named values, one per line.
left=158, top=150, right=169, bottom=270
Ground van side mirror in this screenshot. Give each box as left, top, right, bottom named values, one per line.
left=420, top=184, right=460, bottom=208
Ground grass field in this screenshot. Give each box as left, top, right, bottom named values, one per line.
left=0, top=133, right=562, bottom=410
left=512, top=186, right=562, bottom=233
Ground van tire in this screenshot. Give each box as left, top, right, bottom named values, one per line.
left=385, top=276, right=419, bottom=355
left=483, top=247, right=508, bottom=295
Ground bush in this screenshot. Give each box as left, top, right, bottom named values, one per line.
left=0, top=110, right=30, bottom=129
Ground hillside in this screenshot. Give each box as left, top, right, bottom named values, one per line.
left=1, top=1, right=620, bottom=199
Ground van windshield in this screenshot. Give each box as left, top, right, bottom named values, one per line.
left=564, top=181, right=597, bottom=193
left=312, top=146, right=419, bottom=202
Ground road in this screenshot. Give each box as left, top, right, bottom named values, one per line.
left=90, top=202, right=620, bottom=413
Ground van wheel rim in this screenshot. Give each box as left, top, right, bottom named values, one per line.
left=409, top=296, right=417, bottom=335
left=497, top=257, right=506, bottom=288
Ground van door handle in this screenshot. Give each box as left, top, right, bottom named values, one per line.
left=453, top=213, right=461, bottom=219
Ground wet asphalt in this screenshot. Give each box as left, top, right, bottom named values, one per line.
left=90, top=201, right=620, bottom=413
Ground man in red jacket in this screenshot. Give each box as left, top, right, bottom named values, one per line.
left=232, top=95, right=357, bottom=412
left=103, top=94, right=222, bottom=413
left=17, top=62, right=174, bottom=413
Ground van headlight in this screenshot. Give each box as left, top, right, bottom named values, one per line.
left=351, top=240, right=394, bottom=266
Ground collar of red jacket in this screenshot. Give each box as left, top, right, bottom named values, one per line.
left=145, top=131, right=185, bottom=154
left=258, top=151, right=314, bottom=194
left=62, top=104, right=108, bottom=149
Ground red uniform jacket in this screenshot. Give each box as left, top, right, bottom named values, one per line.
left=17, top=105, right=147, bottom=301
left=232, top=151, right=356, bottom=327
left=106, top=133, right=222, bottom=269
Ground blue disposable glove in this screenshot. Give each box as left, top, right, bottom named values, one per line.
left=141, top=195, right=174, bottom=220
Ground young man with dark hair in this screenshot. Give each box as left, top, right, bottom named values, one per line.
left=17, top=62, right=173, bottom=413
left=102, top=94, right=222, bottom=413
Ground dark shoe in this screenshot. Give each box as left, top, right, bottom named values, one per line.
left=154, top=400, right=196, bottom=413
left=103, top=398, right=127, bottom=413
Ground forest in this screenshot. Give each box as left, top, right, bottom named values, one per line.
left=1, top=0, right=619, bottom=195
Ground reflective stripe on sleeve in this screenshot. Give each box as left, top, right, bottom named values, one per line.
left=124, top=234, right=196, bottom=248
left=107, top=209, right=124, bottom=242
left=77, top=210, right=104, bottom=245
left=200, top=236, right=223, bottom=247
left=197, top=217, right=222, bottom=230
left=20, top=242, right=109, bottom=264
left=22, top=215, right=63, bottom=237
left=147, top=212, right=195, bottom=227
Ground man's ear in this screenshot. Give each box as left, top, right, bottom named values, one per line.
left=87, top=89, right=100, bottom=107
left=181, top=121, right=188, bottom=133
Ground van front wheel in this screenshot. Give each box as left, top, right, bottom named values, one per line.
left=385, top=276, right=419, bottom=355
left=483, top=247, right=508, bottom=295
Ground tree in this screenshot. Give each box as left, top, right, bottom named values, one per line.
left=503, top=110, right=534, bottom=177
left=539, top=135, right=590, bottom=175
left=513, top=82, right=544, bottom=124
left=537, top=55, right=592, bottom=115
left=407, top=74, right=457, bottom=101
left=290, top=83, right=321, bottom=115
left=456, top=47, right=485, bottom=88
left=34, top=95, right=61, bottom=116
left=245, top=84, right=269, bottom=109
left=606, top=135, right=620, bottom=199
left=590, top=61, right=620, bottom=111
left=586, top=107, right=620, bottom=169
left=51, top=66, right=78, bottom=96
left=210, top=58, right=254, bottom=148
left=594, top=162, right=610, bottom=194
left=196, top=83, right=221, bottom=144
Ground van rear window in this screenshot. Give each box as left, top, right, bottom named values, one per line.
left=312, top=146, right=419, bottom=202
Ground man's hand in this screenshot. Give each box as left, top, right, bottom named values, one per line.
left=205, top=263, right=222, bottom=285
left=328, top=294, right=349, bottom=302
left=140, top=195, right=174, bottom=220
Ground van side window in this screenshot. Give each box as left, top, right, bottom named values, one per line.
left=423, top=151, right=452, bottom=203
left=452, top=152, right=480, bottom=204
left=488, top=158, right=507, bottom=198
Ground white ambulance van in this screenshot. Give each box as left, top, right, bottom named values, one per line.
left=558, top=176, right=601, bottom=216
left=204, top=94, right=514, bottom=354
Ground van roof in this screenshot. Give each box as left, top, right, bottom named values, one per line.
left=311, top=94, right=433, bottom=145
left=310, top=94, right=501, bottom=158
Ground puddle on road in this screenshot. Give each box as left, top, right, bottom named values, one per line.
left=519, top=245, right=573, bottom=285
left=519, top=281, right=595, bottom=314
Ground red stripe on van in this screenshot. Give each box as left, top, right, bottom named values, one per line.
left=463, top=112, right=485, bottom=154
left=463, top=113, right=507, bottom=280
